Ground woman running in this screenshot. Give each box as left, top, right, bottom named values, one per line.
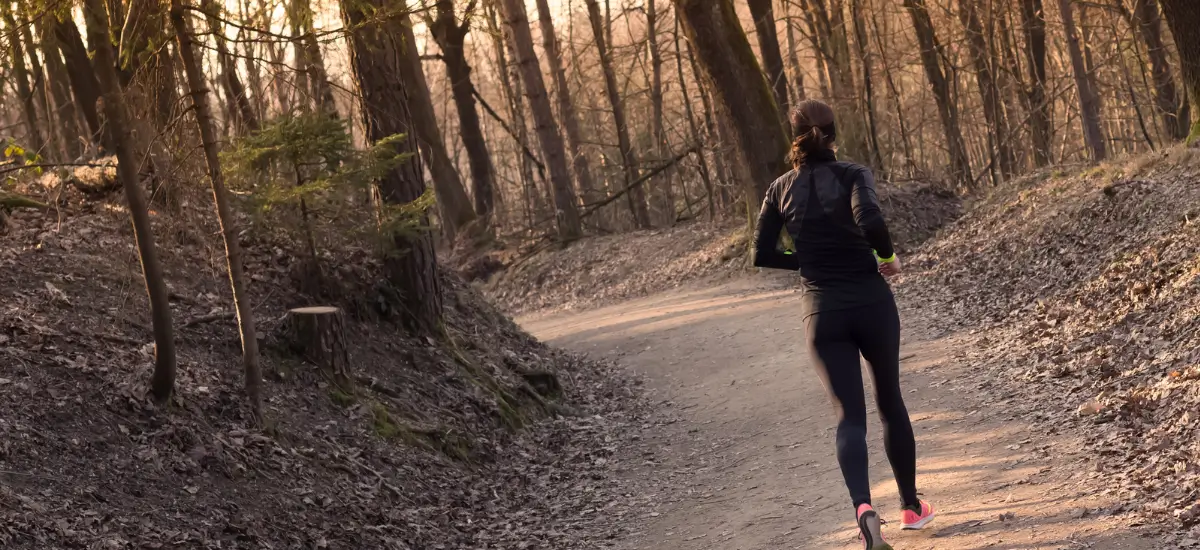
left=752, top=100, right=934, bottom=549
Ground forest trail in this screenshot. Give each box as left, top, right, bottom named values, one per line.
left=519, top=277, right=1162, bottom=550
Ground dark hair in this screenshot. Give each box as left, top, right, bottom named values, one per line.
left=787, top=99, right=837, bottom=167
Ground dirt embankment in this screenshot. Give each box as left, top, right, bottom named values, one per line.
left=479, top=180, right=960, bottom=316
left=903, top=146, right=1200, bottom=537
left=0, top=190, right=648, bottom=548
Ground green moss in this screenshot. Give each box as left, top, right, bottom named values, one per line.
left=329, top=388, right=356, bottom=408
left=370, top=403, right=403, bottom=439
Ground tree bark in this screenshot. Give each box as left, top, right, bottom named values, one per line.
left=487, top=1, right=544, bottom=228
left=496, top=0, right=583, bottom=240
left=52, top=15, right=105, bottom=151
left=747, top=0, right=790, bottom=130
left=534, top=0, right=598, bottom=205
left=802, top=0, right=871, bottom=165
left=3, top=6, right=46, bottom=157
left=429, top=0, right=498, bottom=224
left=202, top=0, right=259, bottom=134
left=37, top=19, right=84, bottom=161
left=341, top=0, right=444, bottom=335
left=1020, top=0, right=1053, bottom=166
left=291, top=0, right=338, bottom=115
left=1161, top=0, right=1200, bottom=139
left=584, top=0, right=651, bottom=228
left=958, top=0, right=1015, bottom=179
left=286, top=307, right=351, bottom=384
left=849, top=0, right=885, bottom=173
left=646, top=0, right=676, bottom=224
left=1159, top=0, right=1200, bottom=141
left=1131, top=0, right=1187, bottom=141
left=783, top=11, right=807, bottom=103
left=675, top=0, right=788, bottom=206
left=1058, top=0, right=1107, bottom=161
left=83, top=0, right=178, bottom=403
left=903, top=0, right=973, bottom=186
left=674, top=11, right=715, bottom=219
left=171, top=0, right=264, bottom=422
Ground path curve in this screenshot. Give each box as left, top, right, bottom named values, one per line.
left=520, top=277, right=1160, bottom=550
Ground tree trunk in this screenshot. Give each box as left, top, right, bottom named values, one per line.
left=171, top=0, right=264, bottom=422
left=202, top=0, right=259, bottom=134
left=747, top=0, right=790, bottom=130
left=870, top=6, right=915, bottom=175
left=286, top=307, right=351, bottom=386
left=3, top=7, right=46, bottom=157
left=784, top=12, right=808, bottom=103
left=1020, top=0, right=1053, bottom=166
left=958, top=0, right=1015, bottom=179
left=903, top=0, right=973, bottom=186
left=496, top=0, right=583, bottom=241
left=1161, top=0, right=1200, bottom=141
left=83, top=0, right=178, bottom=403
left=14, top=1, right=56, bottom=160
left=675, top=0, right=788, bottom=206
left=429, top=0, right=498, bottom=224
left=52, top=16, right=106, bottom=151
left=341, top=0, right=444, bottom=335
left=394, top=11, right=478, bottom=242
left=535, top=0, right=598, bottom=205
left=803, top=0, right=871, bottom=165
left=487, top=2, right=544, bottom=228
left=1132, top=0, right=1187, bottom=141
left=646, top=0, right=676, bottom=224
left=687, top=31, right=732, bottom=211
left=291, top=0, right=338, bottom=115
left=849, top=0, right=885, bottom=173
left=37, top=19, right=84, bottom=161
left=1159, top=0, right=1200, bottom=141
left=1058, top=0, right=1107, bottom=161
left=674, top=11, right=715, bottom=219
left=583, top=0, right=651, bottom=228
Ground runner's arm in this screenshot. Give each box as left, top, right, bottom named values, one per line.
left=753, top=188, right=801, bottom=271
left=850, top=168, right=895, bottom=260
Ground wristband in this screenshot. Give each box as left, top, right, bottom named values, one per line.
left=874, top=251, right=896, bottom=263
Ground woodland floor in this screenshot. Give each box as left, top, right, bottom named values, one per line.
left=520, top=276, right=1170, bottom=550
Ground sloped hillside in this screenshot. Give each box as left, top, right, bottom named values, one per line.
left=0, top=194, right=647, bottom=548
left=482, top=180, right=960, bottom=315
left=903, top=147, right=1200, bottom=530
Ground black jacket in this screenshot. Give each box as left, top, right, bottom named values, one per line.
left=753, top=155, right=895, bottom=316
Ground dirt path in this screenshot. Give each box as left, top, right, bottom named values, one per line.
left=520, top=278, right=1164, bottom=550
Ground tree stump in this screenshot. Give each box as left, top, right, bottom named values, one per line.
left=287, top=306, right=351, bottom=386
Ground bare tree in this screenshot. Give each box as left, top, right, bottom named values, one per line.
left=748, top=0, right=790, bottom=129
left=585, top=0, right=652, bottom=228
left=2, top=4, right=46, bottom=156
left=495, top=0, right=583, bottom=240
left=170, top=0, right=264, bottom=421
left=903, top=0, right=974, bottom=186
left=958, top=0, right=1015, bottom=179
left=675, top=0, right=787, bottom=204
left=534, top=0, right=598, bottom=205
left=82, top=0, right=178, bottom=403
left=1059, top=0, right=1108, bottom=161
left=1021, top=0, right=1053, bottom=166
left=202, top=0, right=260, bottom=133
left=1126, top=0, right=1188, bottom=141
left=1159, top=0, right=1200, bottom=140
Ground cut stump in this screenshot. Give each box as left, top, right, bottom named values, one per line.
left=287, top=306, right=351, bottom=386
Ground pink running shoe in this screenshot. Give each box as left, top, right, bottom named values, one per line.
left=856, top=504, right=893, bottom=550
left=901, top=500, right=936, bottom=530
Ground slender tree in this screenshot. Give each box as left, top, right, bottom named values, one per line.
left=495, top=0, right=583, bottom=240
left=747, top=0, right=790, bottom=130
left=1021, top=0, right=1053, bottom=166
left=674, top=11, right=715, bottom=218
left=585, top=0, right=651, bottom=228
left=171, top=0, right=264, bottom=421
left=202, top=0, right=260, bottom=133
left=958, top=0, right=1015, bottom=179
left=1159, top=0, right=1200, bottom=140
left=1059, top=0, right=1108, bottom=161
left=342, top=0, right=443, bottom=334
left=903, top=0, right=974, bottom=186
left=83, top=0, right=178, bottom=403
left=1129, top=0, right=1187, bottom=141
left=534, top=0, right=598, bottom=204
left=675, top=0, right=787, bottom=205
left=37, top=16, right=84, bottom=161
left=394, top=9, right=479, bottom=242
left=427, top=0, right=498, bottom=224
left=3, top=5, right=46, bottom=157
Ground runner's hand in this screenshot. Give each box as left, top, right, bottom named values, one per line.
left=879, top=255, right=902, bottom=278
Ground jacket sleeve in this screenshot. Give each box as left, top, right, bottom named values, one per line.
left=753, top=184, right=801, bottom=271
left=849, top=168, right=896, bottom=259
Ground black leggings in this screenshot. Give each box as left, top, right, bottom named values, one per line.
left=804, top=297, right=918, bottom=509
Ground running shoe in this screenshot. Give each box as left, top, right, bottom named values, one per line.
left=901, top=500, right=936, bottom=530
left=856, top=504, right=893, bottom=550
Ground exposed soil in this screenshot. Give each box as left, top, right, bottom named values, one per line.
left=521, top=277, right=1169, bottom=549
